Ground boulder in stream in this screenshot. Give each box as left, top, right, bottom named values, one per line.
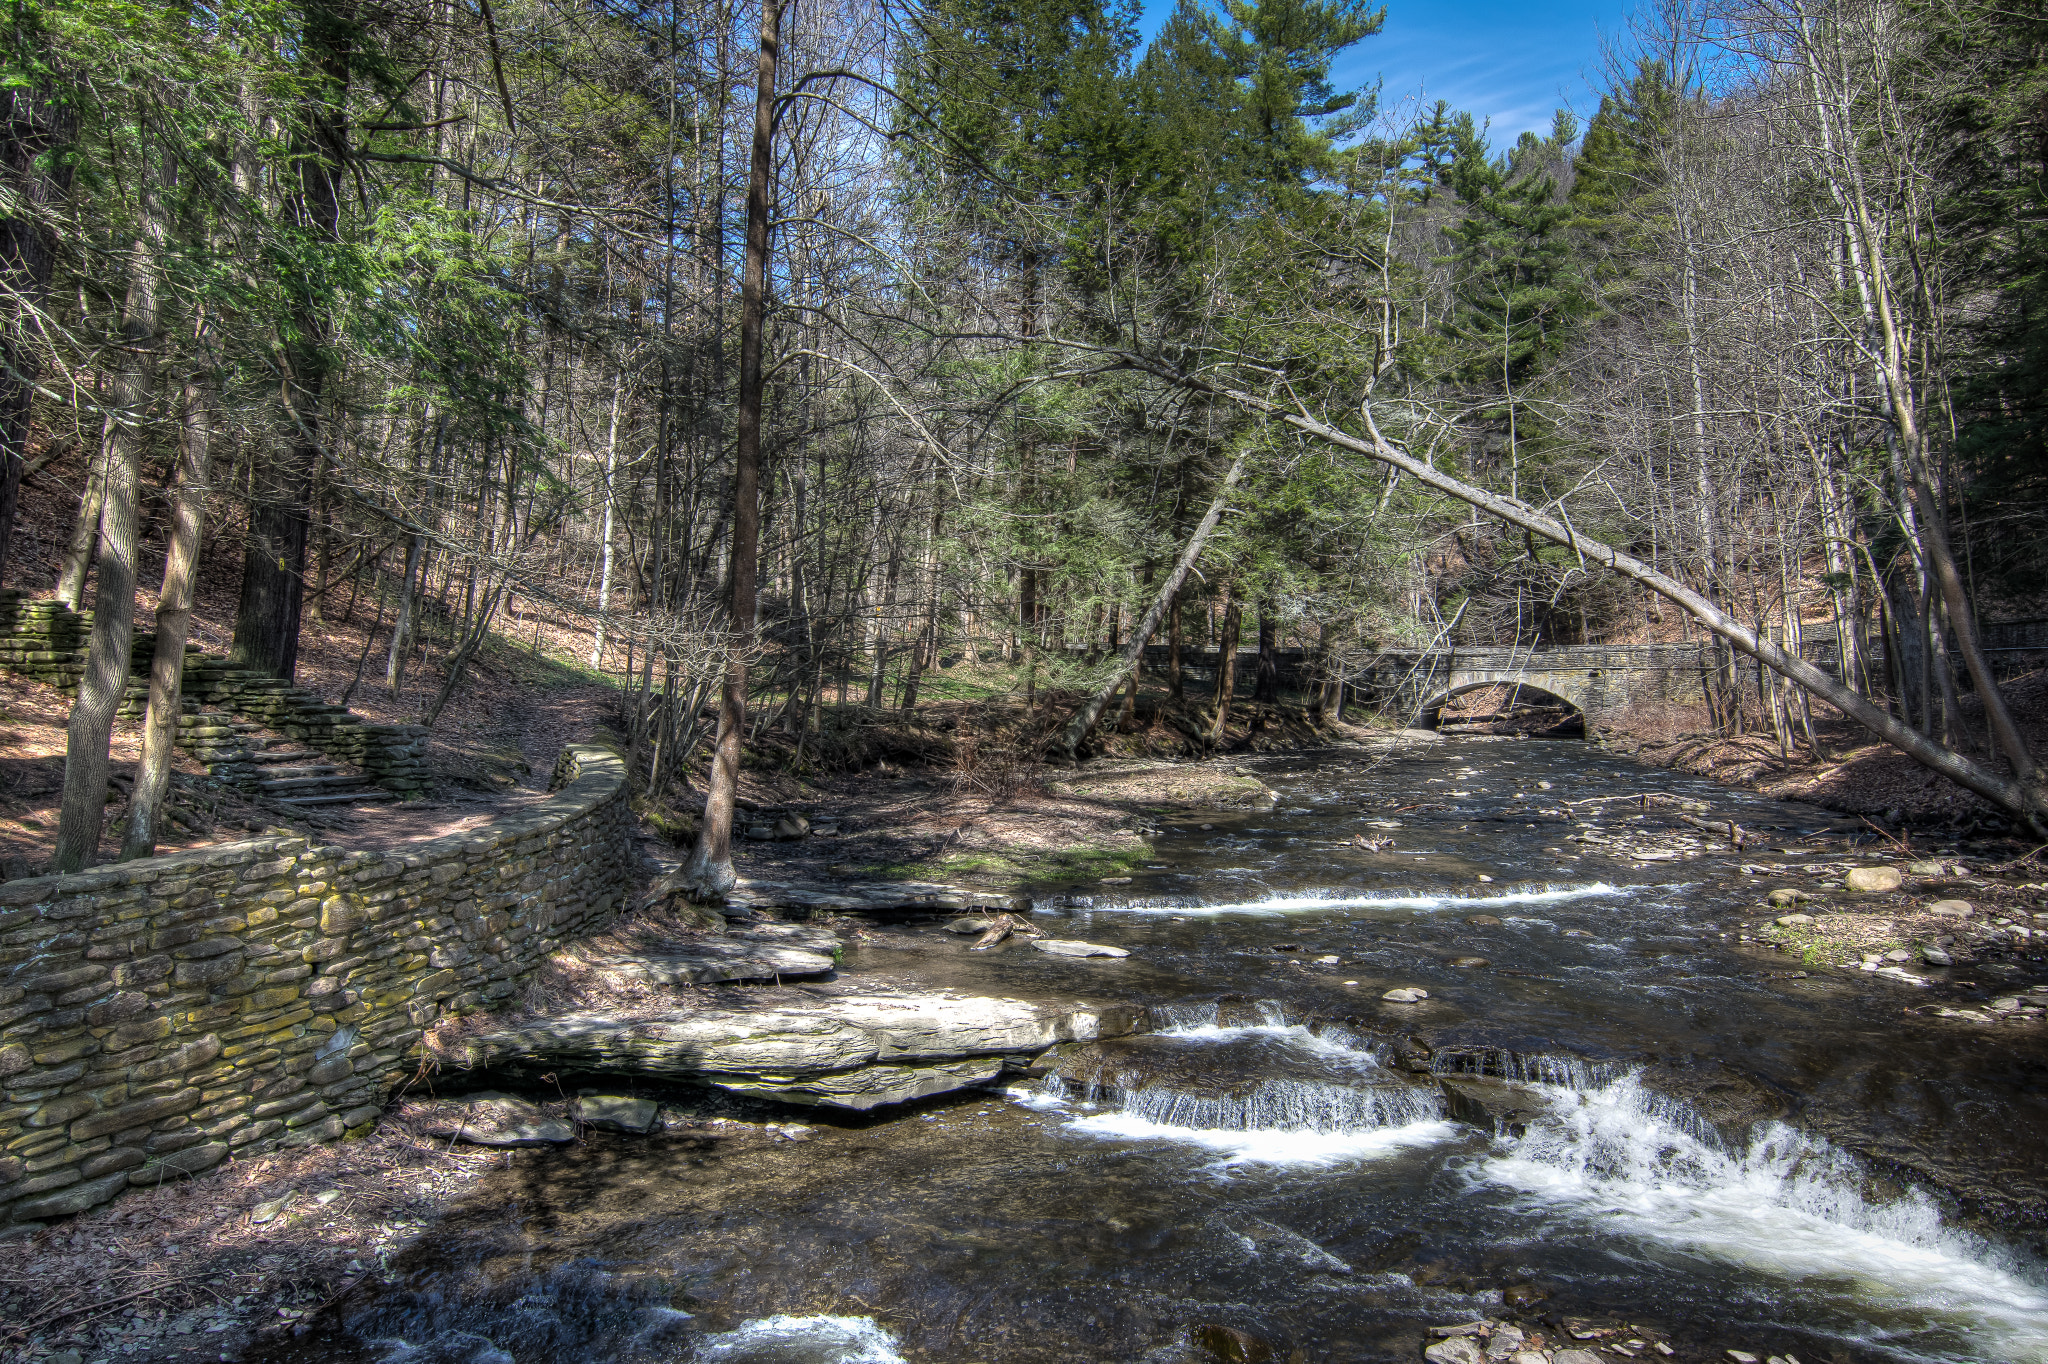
left=1192, top=1323, right=1278, bottom=1363
left=1424, top=1339, right=1484, bottom=1364
left=1844, top=866, right=1903, bottom=893
left=1438, top=1076, right=1552, bottom=1136
left=1382, top=987, right=1429, bottom=1003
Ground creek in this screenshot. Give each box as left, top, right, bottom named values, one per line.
left=255, top=740, right=2048, bottom=1364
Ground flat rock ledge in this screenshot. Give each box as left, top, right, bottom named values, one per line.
left=459, top=992, right=1147, bottom=1110
left=566, top=922, right=843, bottom=985
left=727, top=877, right=1028, bottom=916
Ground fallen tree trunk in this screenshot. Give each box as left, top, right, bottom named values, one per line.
left=1055, top=451, right=1246, bottom=759
left=1102, top=348, right=2048, bottom=835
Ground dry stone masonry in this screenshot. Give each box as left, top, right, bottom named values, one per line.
left=0, top=589, right=428, bottom=795
left=0, top=740, right=631, bottom=1230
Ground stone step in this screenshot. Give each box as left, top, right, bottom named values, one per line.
left=272, top=790, right=401, bottom=806
left=255, top=764, right=342, bottom=780
left=250, top=749, right=321, bottom=765
left=258, top=774, right=367, bottom=792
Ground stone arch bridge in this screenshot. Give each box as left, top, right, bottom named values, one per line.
left=1355, top=643, right=1716, bottom=731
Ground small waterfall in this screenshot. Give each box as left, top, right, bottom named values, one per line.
left=1040, top=1021, right=1451, bottom=1167
left=1430, top=1047, right=1625, bottom=1090
left=1148, top=998, right=1295, bottom=1031
left=693, top=1315, right=907, bottom=1363
left=1478, top=1072, right=2048, bottom=1362
left=1068, top=1073, right=1445, bottom=1134
left=1087, top=882, right=1633, bottom=916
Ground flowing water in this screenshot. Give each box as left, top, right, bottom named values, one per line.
left=260, top=739, right=2048, bottom=1364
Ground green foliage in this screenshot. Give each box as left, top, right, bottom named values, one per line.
left=1926, top=0, right=2048, bottom=597
left=1442, top=110, right=1585, bottom=390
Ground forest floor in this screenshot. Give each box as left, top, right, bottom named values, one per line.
left=1606, top=668, right=2048, bottom=845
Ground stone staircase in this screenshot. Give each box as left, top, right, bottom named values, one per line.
left=0, top=589, right=429, bottom=799
left=246, top=738, right=397, bottom=807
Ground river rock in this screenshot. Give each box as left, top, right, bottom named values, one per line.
left=1484, top=1325, right=1525, bottom=1360
left=1774, top=913, right=1814, bottom=927
left=1844, top=866, right=1903, bottom=893
left=1926, top=899, right=1974, bottom=919
left=1921, top=945, right=1953, bottom=965
left=1424, top=1339, right=1485, bottom=1364
left=1765, top=888, right=1811, bottom=908
left=1033, top=939, right=1130, bottom=958
left=463, top=993, right=1145, bottom=1111
left=772, top=814, right=810, bottom=839
left=1553, top=1353, right=1604, bottom=1364
left=574, top=1092, right=659, bottom=1134
left=1193, top=1323, right=1276, bottom=1363
left=1382, top=987, right=1429, bottom=1003
left=407, top=1091, right=574, bottom=1146
left=1465, top=915, right=1502, bottom=927
left=944, top=917, right=1001, bottom=934
left=1562, top=928, right=1597, bottom=938
left=1439, top=1076, right=1551, bottom=1136
left=1449, top=956, right=1490, bottom=969
left=1908, top=859, right=1945, bottom=876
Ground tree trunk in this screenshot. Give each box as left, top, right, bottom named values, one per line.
left=1055, top=452, right=1246, bottom=758
left=1168, top=587, right=1183, bottom=700
left=1254, top=602, right=1279, bottom=702
left=590, top=370, right=623, bottom=668
left=1208, top=588, right=1241, bottom=749
left=54, top=234, right=158, bottom=872
left=681, top=0, right=784, bottom=900
left=230, top=0, right=347, bottom=681
left=386, top=532, right=423, bottom=696
left=54, top=442, right=105, bottom=609
left=122, top=372, right=210, bottom=861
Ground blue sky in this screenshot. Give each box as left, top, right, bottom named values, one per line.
left=1138, top=0, right=1635, bottom=145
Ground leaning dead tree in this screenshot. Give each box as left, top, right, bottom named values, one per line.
left=1093, top=342, right=2048, bottom=835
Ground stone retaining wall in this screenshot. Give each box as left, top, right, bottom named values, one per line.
left=0, top=590, right=429, bottom=794
left=0, top=740, right=632, bottom=1229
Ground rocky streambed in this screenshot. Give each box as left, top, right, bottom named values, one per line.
left=191, top=738, right=2048, bottom=1364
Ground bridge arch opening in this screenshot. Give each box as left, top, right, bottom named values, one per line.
left=1419, top=681, right=1586, bottom=737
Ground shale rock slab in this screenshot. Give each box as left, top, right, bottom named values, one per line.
left=727, top=877, right=1028, bottom=916
left=574, top=1092, right=660, bottom=1134
left=464, top=992, right=1145, bottom=1110
left=591, top=924, right=841, bottom=985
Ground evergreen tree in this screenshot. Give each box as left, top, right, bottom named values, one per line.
left=1443, top=111, right=1585, bottom=394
